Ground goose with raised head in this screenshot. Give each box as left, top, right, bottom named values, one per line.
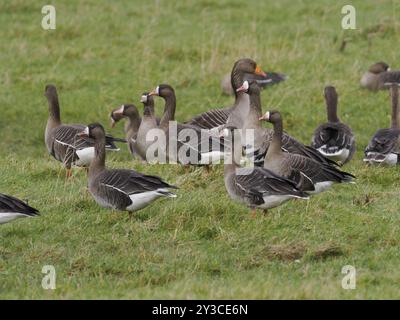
left=311, top=86, right=355, bottom=165
left=260, top=111, right=355, bottom=194
left=364, top=84, right=400, bottom=165
left=361, top=62, right=400, bottom=91
left=185, top=58, right=267, bottom=130
left=44, top=85, right=125, bottom=177
left=0, top=193, right=39, bottom=224
left=221, top=127, right=308, bottom=215
left=79, top=123, right=177, bottom=212
left=236, top=80, right=337, bottom=167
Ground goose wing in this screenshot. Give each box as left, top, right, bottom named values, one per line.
left=312, top=122, right=354, bottom=152
left=365, top=128, right=400, bottom=155
left=184, top=107, right=232, bottom=130
left=0, top=193, right=39, bottom=216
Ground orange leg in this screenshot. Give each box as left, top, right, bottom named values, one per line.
left=250, top=208, right=257, bottom=219
left=66, top=168, right=72, bottom=179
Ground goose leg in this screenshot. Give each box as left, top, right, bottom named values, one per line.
left=66, top=168, right=72, bottom=179
left=263, top=209, right=268, bottom=215
left=250, top=208, right=257, bottom=219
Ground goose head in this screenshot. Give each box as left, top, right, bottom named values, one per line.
left=368, top=62, right=390, bottom=74
left=148, top=84, right=175, bottom=99
left=233, top=58, right=267, bottom=77
left=78, top=123, right=105, bottom=140
left=110, top=104, right=138, bottom=127
left=259, top=110, right=281, bottom=124
left=235, top=80, right=261, bottom=95
left=44, top=84, right=57, bottom=98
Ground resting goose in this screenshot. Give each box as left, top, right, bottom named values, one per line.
left=260, top=111, right=355, bottom=194
left=45, top=85, right=124, bottom=177
left=79, top=123, right=177, bottom=212
left=361, top=62, right=400, bottom=91
left=221, top=127, right=308, bottom=214
left=0, top=193, right=39, bottom=224
left=148, top=84, right=225, bottom=165
left=185, top=58, right=267, bottom=130
left=311, top=86, right=355, bottom=165
left=236, top=80, right=336, bottom=167
left=364, top=84, right=400, bottom=165
left=220, top=69, right=287, bottom=96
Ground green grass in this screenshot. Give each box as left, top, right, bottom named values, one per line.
left=1, top=0, right=400, bottom=299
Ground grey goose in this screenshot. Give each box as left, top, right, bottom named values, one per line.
left=260, top=110, right=355, bottom=194
left=79, top=123, right=177, bottom=212
left=0, top=193, right=39, bottom=224
left=364, top=84, right=400, bottom=165
left=360, top=62, right=400, bottom=91
left=45, top=85, right=124, bottom=177
left=311, top=86, right=355, bottom=165
left=221, top=127, right=308, bottom=215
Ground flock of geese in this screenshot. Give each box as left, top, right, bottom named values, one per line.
left=1, top=59, right=400, bottom=224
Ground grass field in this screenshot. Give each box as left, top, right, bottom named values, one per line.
left=1, top=0, right=400, bottom=299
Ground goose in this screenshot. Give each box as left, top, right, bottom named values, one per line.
left=364, top=84, right=400, bottom=165
left=185, top=58, right=267, bottom=130
left=0, top=193, right=39, bottom=224
left=260, top=110, right=355, bottom=194
left=44, top=84, right=125, bottom=177
left=236, top=80, right=336, bottom=166
left=220, top=127, right=308, bottom=215
left=361, top=62, right=400, bottom=91
left=148, top=84, right=225, bottom=165
left=220, top=69, right=287, bottom=96
left=311, top=86, right=355, bottom=165
left=78, top=123, right=177, bottom=212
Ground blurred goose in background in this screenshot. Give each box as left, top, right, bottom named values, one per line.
left=311, top=86, right=355, bottom=165
left=220, top=69, right=287, bottom=96
left=260, top=111, right=355, bottom=194
left=361, top=62, right=400, bottom=91
left=148, top=84, right=225, bottom=165
left=364, top=84, right=400, bottom=165
left=0, top=193, right=39, bottom=224
left=236, top=80, right=336, bottom=166
left=79, top=123, right=177, bottom=212
left=221, top=127, right=309, bottom=216
left=45, top=85, right=125, bottom=178
left=185, top=58, right=267, bottom=130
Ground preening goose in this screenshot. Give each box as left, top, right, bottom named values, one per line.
left=311, top=86, right=355, bottom=165
left=0, top=193, right=39, bottom=224
left=236, top=80, right=336, bottom=167
left=45, top=85, right=125, bottom=177
left=221, top=127, right=308, bottom=215
left=260, top=111, right=355, bottom=194
left=361, top=62, right=400, bottom=91
left=79, top=123, right=177, bottom=212
left=185, top=58, right=267, bottom=130
left=148, top=84, right=225, bottom=165
left=364, top=84, right=400, bottom=165
left=220, top=69, right=287, bottom=96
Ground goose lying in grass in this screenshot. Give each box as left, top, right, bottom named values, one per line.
left=78, top=123, right=177, bottom=212
left=361, top=62, right=400, bottom=91
left=220, top=127, right=309, bottom=215
left=311, top=86, right=355, bottom=165
left=0, top=193, right=39, bottom=224
left=260, top=111, right=355, bottom=194
left=45, top=85, right=125, bottom=177
left=364, top=84, right=400, bottom=165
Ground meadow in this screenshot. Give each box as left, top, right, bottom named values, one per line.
left=1, top=0, right=400, bottom=299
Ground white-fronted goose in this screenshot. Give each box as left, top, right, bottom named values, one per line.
left=45, top=85, right=124, bottom=177
left=221, top=70, right=287, bottom=96
left=148, top=84, right=225, bottom=165
left=260, top=111, right=355, bottom=194
left=364, top=84, right=400, bottom=165
left=236, top=80, right=335, bottom=166
left=79, top=123, right=177, bottom=212
left=0, top=193, right=39, bottom=224
left=221, top=127, right=308, bottom=215
left=185, top=58, right=267, bottom=130
left=360, top=62, right=400, bottom=91
left=311, top=86, right=355, bottom=165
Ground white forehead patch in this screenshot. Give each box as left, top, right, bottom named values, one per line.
left=155, top=86, right=160, bottom=95
left=264, top=111, right=270, bottom=120
left=84, top=126, right=89, bottom=135
left=140, top=95, right=148, bottom=103
left=243, top=80, right=249, bottom=90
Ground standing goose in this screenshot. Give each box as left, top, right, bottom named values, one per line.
left=185, top=58, right=267, bottom=130
left=45, top=85, right=124, bottom=177
left=364, top=84, right=400, bottom=165
left=260, top=111, right=355, bottom=194
left=79, top=123, right=177, bottom=212
left=311, top=86, right=355, bottom=165
left=148, top=84, right=225, bottom=165
left=360, top=62, right=400, bottom=91
left=236, top=80, right=336, bottom=166
left=221, top=127, right=309, bottom=215
left=0, top=193, right=39, bottom=224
